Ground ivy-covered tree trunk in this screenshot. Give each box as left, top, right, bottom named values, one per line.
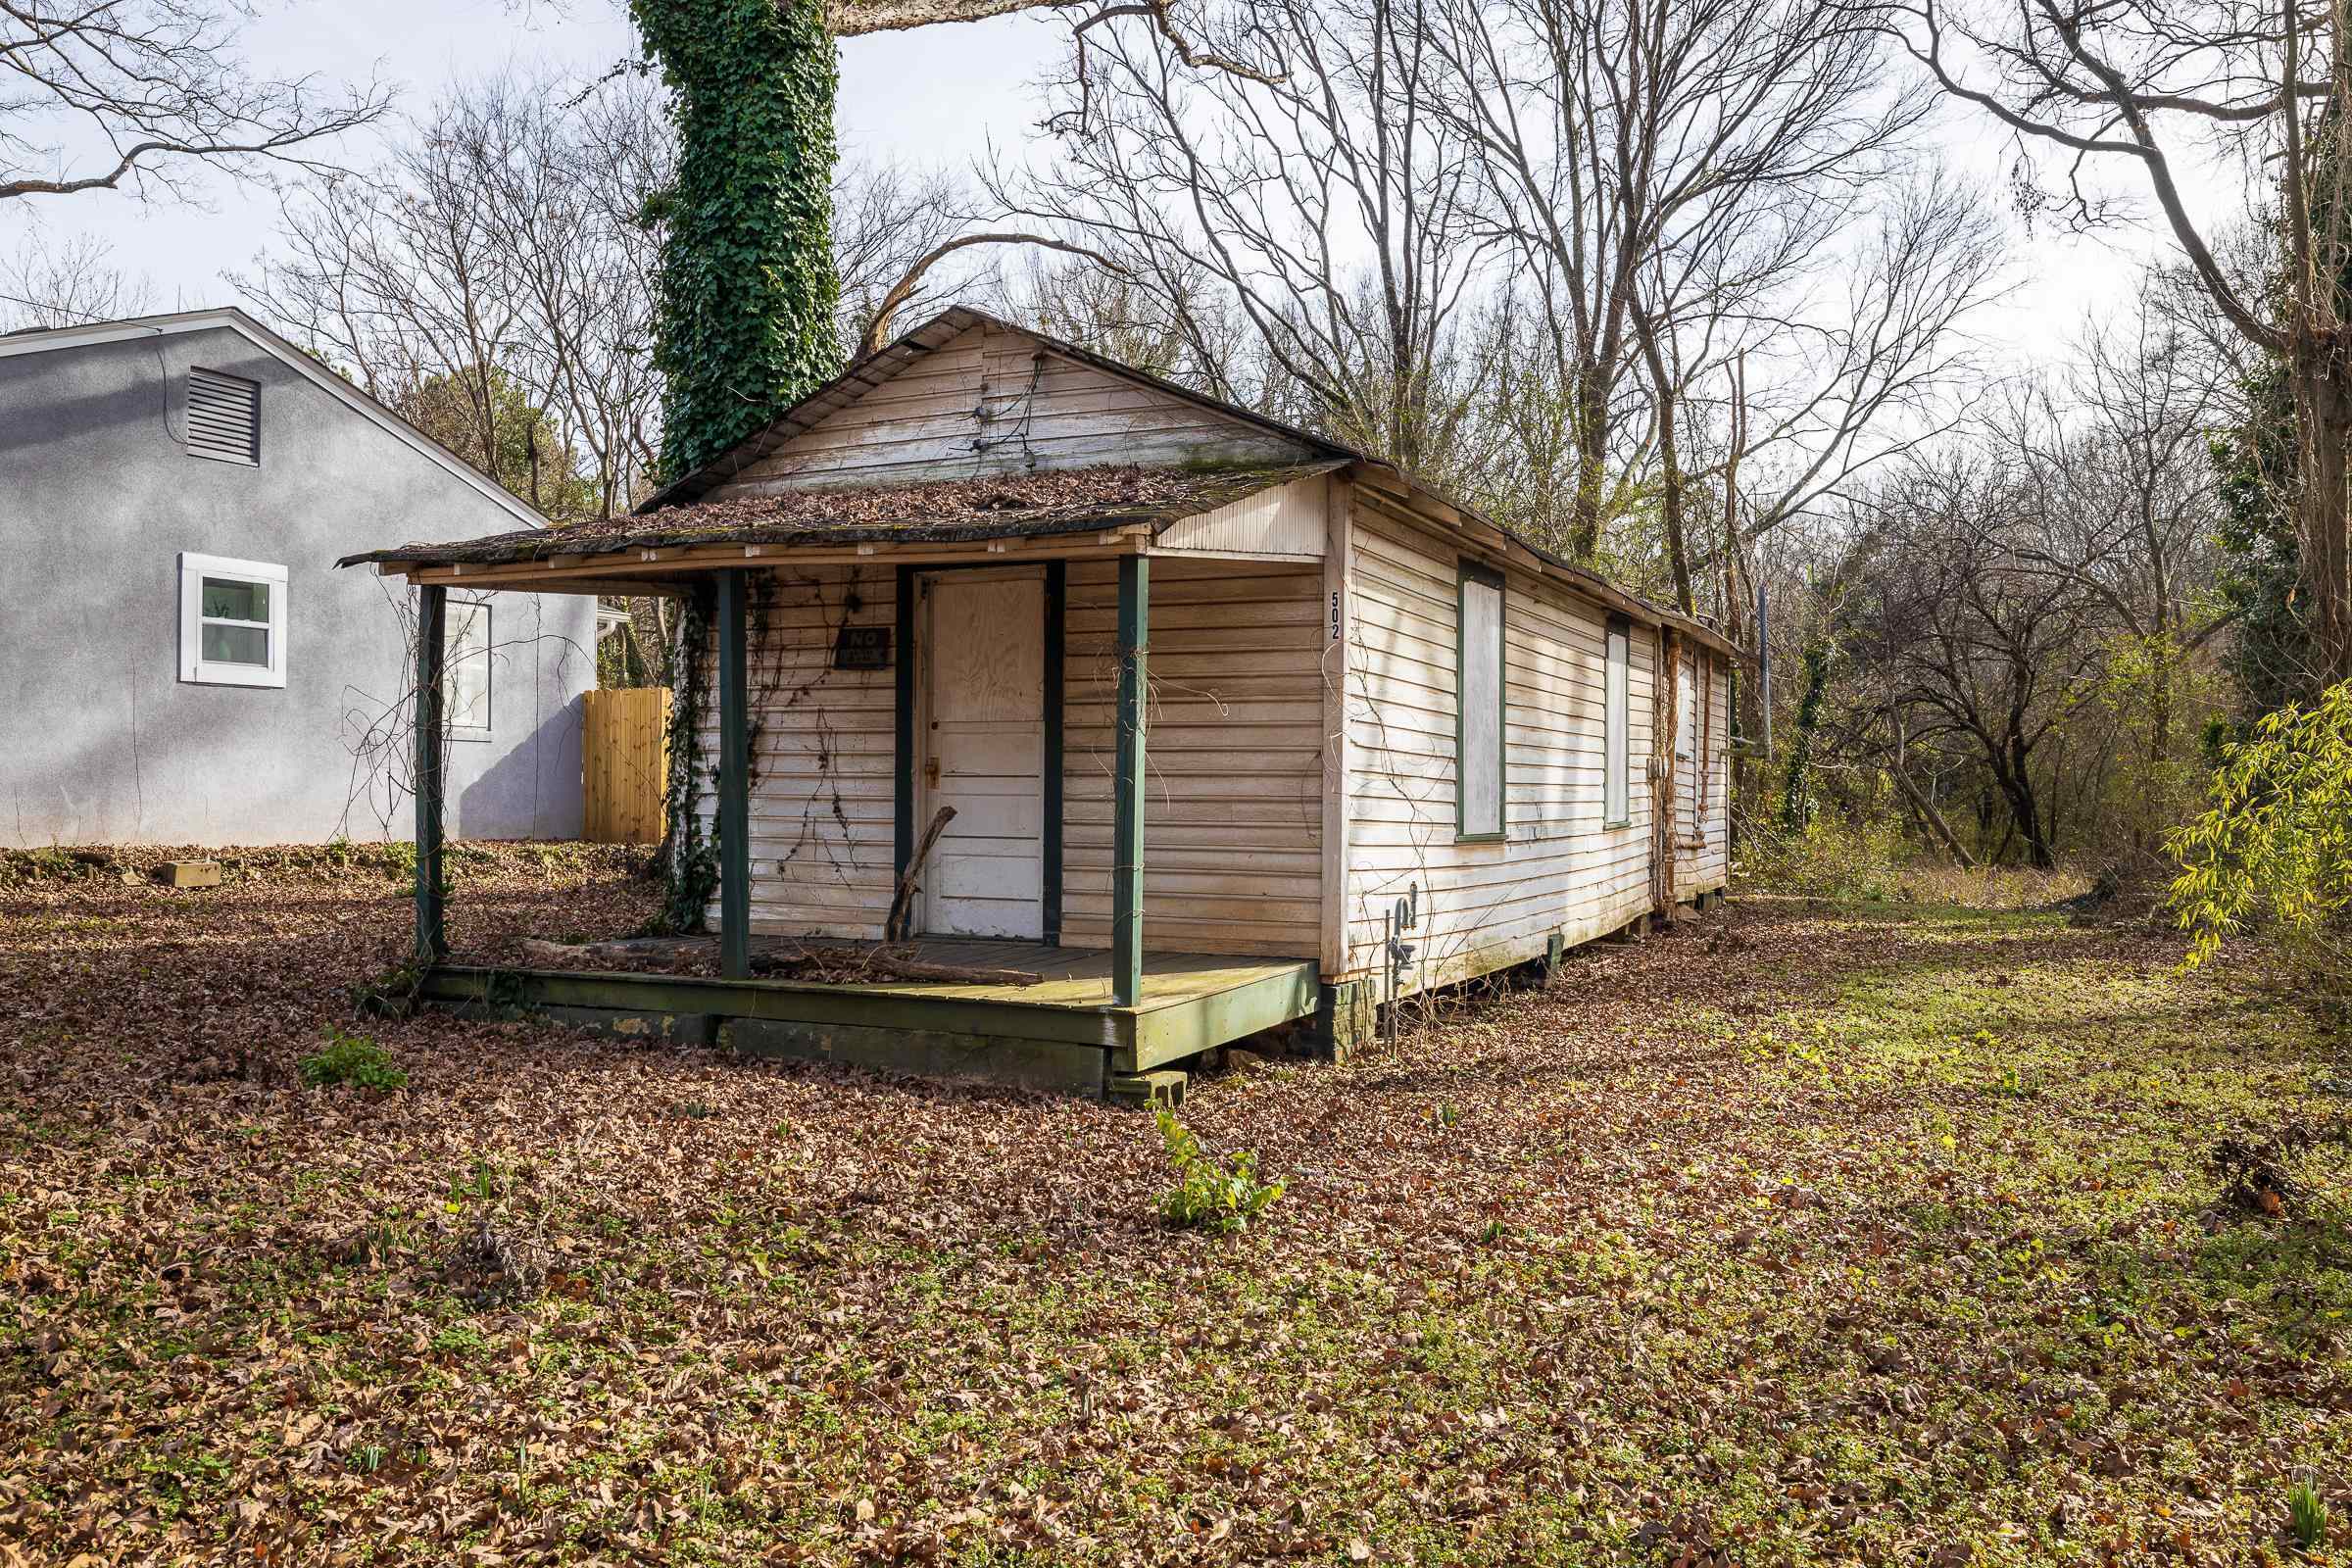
left=1778, top=639, right=1831, bottom=832
left=633, top=0, right=844, bottom=480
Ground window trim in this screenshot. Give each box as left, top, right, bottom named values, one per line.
left=443, top=596, right=495, bottom=743
left=1454, top=560, right=1508, bottom=844
left=1603, top=614, right=1632, bottom=829
left=178, top=552, right=287, bottom=688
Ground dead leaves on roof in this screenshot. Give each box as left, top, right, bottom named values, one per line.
left=368, top=463, right=1328, bottom=566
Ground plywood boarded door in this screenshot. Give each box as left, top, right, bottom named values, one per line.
left=919, top=569, right=1047, bottom=939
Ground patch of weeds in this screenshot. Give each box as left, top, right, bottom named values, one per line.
left=429, top=1320, right=493, bottom=1358
left=2290, top=1478, right=2329, bottom=1550
left=298, top=1025, right=408, bottom=1091
left=351, top=955, right=430, bottom=1018
left=1154, top=1108, right=1282, bottom=1235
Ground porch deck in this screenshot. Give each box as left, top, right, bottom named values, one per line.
left=417, top=940, right=1322, bottom=1098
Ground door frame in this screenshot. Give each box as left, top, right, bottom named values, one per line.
left=894, top=561, right=1064, bottom=944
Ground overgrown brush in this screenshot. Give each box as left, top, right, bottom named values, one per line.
left=1736, top=815, right=2087, bottom=906
left=1154, top=1108, right=1282, bottom=1235
left=2171, top=681, right=2352, bottom=992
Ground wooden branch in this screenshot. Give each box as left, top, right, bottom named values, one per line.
left=858, top=231, right=1127, bottom=356
left=885, top=805, right=957, bottom=943
left=828, top=0, right=1064, bottom=33
left=827, top=0, right=1285, bottom=88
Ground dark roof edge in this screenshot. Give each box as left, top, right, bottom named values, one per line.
left=1350, top=464, right=1745, bottom=662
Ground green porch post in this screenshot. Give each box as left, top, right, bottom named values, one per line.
left=1112, top=554, right=1149, bottom=1006
left=715, top=569, right=753, bottom=979
left=413, top=584, right=448, bottom=963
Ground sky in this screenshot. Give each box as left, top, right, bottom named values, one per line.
left=0, top=0, right=2232, bottom=370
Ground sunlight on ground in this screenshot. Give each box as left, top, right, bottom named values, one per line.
left=0, top=861, right=2345, bottom=1564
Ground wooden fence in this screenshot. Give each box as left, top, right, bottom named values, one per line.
left=583, top=687, right=670, bottom=845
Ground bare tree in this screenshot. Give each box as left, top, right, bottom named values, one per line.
left=992, top=0, right=1507, bottom=480
left=0, top=230, right=153, bottom=327
left=1434, top=0, right=1954, bottom=570
left=0, top=0, right=390, bottom=202
left=239, top=68, right=671, bottom=520
left=1886, top=0, right=2352, bottom=683
left=1849, top=453, right=2115, bottom=867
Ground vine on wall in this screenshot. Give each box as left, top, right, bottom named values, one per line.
left=651, top=583, right=718, bottom=933
left=631, top=0, right=843, bottom=480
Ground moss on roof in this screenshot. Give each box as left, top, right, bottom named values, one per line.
left=340, top=463, right=1345, bottom=569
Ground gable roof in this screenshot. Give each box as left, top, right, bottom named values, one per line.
left=638, top=304, right=1357, bottom=513
left=0, top=307, right=549, bottom=530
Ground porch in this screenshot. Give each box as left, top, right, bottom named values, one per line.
left=352, top=458, right=1352, bottom=1097
left=418, top=938, right=1322, bottom=1099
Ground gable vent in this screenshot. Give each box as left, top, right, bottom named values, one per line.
left=186, top=368, right=260, bottom=465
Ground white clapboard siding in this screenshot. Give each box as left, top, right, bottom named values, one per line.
left=1154, top=471, right=1331, bottom=558
left=1677, top=650, right=1733, bottom=895
left=1062, top=556, right=1325, bottom=956
left=710, top=321, right=1312, bottom=495
left=1342, top=508, right=1656, bottom=997
left=694, top=565, right=899, bottom=938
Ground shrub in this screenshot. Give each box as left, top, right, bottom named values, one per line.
left=298, top=1025, right=409, bottom=1090
left=2170, top=681, right=2352, bottom=986
left=1154, top=1108, right=1282, bottom=1235
left=1734, top=815, right=1910, bottom=902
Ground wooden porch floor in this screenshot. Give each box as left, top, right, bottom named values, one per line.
left=741, top=937, right=1312, bottom=1011
left=418, top=941, right=1322, bottom=1096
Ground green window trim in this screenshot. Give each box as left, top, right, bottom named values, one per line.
left=1455, top=560, right=1507, bottom=844
left=1603, top=613, right=1633, bottom=828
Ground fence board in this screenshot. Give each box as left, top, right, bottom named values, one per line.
left=584, top=687, right=670, bottom=845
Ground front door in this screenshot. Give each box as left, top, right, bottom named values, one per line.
left=918, top=568, right=1047, bottom=939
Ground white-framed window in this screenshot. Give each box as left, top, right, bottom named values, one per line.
left=444, top=598, right=493, bottom=742
left=1457, top=563, right=1506, bottom=841
left=178, top=552, right=287, bottom=688
left=1603, top=617, right=1631, bottom=827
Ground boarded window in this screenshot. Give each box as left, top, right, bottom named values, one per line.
left=1458, top=564, right=1505, bottom=840
left=1604, top=618, right=1631, bottom=826
left=444, top=599, right=493, bottom=741
left=186, top=368, right=260, bottom=465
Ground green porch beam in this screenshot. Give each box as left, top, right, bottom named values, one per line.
left=1112, top=554, right=1149, bottom=1006
left=715, top=568, right=753, bottom=980
left=413, top=584, right=448, bottom=963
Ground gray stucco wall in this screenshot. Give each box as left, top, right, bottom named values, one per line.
left=0, top=323, right=593, bottom=847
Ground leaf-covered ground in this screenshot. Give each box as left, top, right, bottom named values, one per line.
left=3, top=849, right=2349, bottom=1565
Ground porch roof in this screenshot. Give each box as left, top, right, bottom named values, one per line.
left=337, top=461, right=1343, bottom=572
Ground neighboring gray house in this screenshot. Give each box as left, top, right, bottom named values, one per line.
left=0, top=308, right=593, bottom=848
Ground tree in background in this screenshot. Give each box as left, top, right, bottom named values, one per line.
left=1894, top=0, right=2352, bottom=685
left=0, top=232, right=153, bottom=328
left=2211, top=358, right=2314, bottom=721
left=624, top=0, right=1260, bottom=480
left=628, top=0, right=842, bottom=480
left=394, top=368, right=601, bottom=522
left=0, top=0, right=390, bottom=203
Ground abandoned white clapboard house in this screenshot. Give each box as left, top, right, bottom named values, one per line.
left=348, top=307, right=1738, bottom=1098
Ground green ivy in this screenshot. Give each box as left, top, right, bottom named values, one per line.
left=650, top=583, right=719, bottom=934
left=632, top=0, right=844, bottom=480
left=1779, top=639, right=1833, bottom=832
